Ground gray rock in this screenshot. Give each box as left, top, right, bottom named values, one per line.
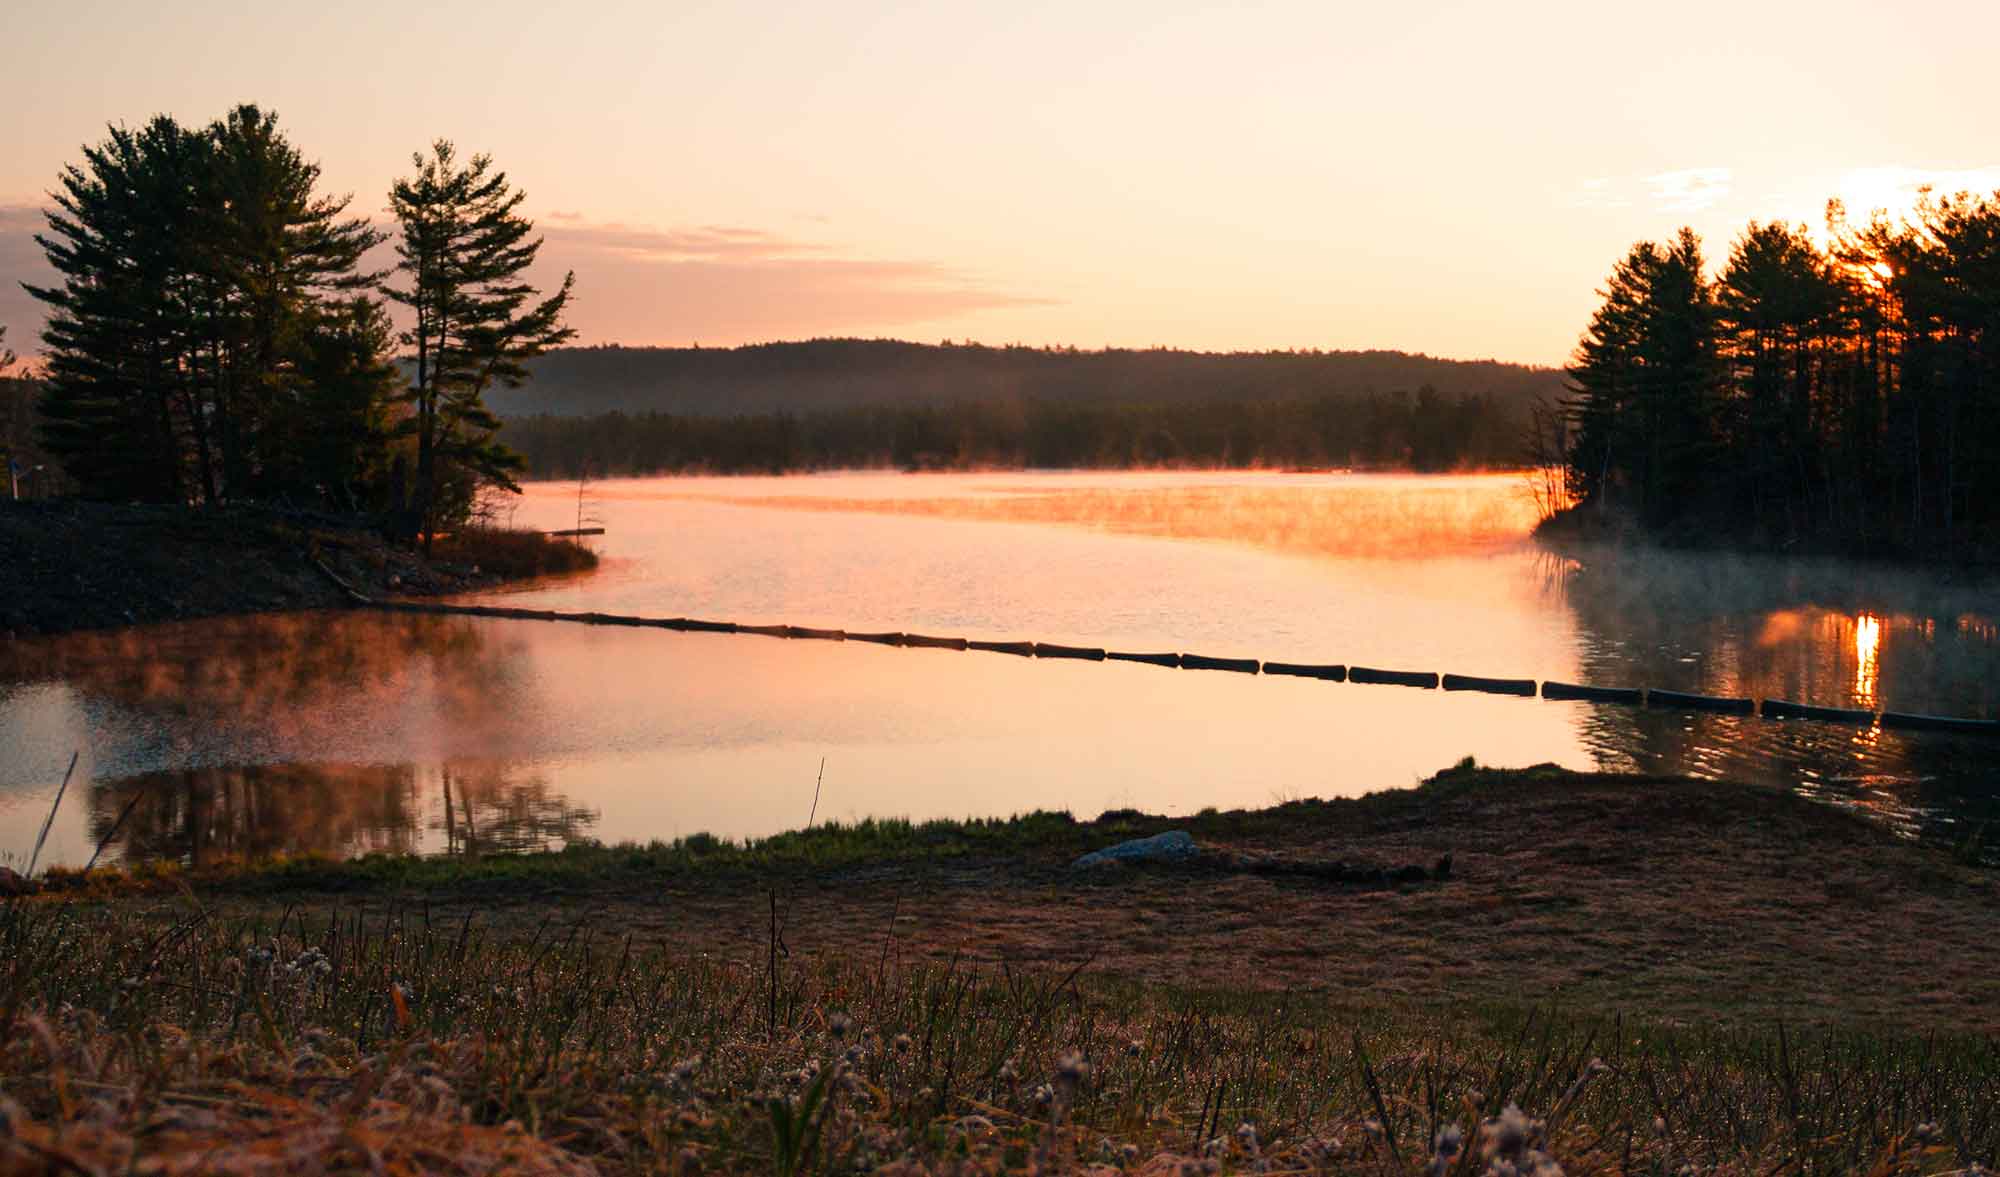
left=1070, top=830, right=1198, bottom=870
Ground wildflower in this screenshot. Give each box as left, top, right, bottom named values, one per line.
left=829, top=1013, right=851, bottom=1040
left=1427, top=1123, right=1463, bottom=1174
left=1913, top=1121, right=1943, bottom=1145
left=891, top=1033, right=912, bottom=1054
left=843, top=1044, right=865, bottom=1065
left=996, top=1059, right=1018, bottom=1083
left=1031, top=1083, right=1054, bottom=1107
left=1056, top=1052, right=1089, bottom=1088
left=1482, top=1103, right=1529, bottom=1160
left=1434, top=1124, right=1463, bottom=1157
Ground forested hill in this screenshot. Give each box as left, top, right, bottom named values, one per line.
left=484, top=340, right=1564, bottom=418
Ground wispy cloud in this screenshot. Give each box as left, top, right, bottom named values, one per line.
left=1560, top=167, right=1733, bottom=215
left=1646, top=167, right=1732, bottom=214
left=0, top=207, right=1053, bottom=350
left=544, top=221, right=834, bottom=262
left=529, top=219, right=1052, bottom=343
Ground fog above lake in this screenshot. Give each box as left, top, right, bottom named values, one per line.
left=3, top=471, right=1994, bottom=870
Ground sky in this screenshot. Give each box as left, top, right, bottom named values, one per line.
left=3, top=0, right=1999, bottom=366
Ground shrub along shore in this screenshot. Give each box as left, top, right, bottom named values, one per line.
left=4, top=763, right=1995, bottom=1173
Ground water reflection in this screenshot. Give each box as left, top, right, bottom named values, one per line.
left=0, top=610, right=530, bottom=728
left=1546, top=542, right=1999, bottom=843
left=3, top=473, right=1996, bottom=871
left=1854, top=614, right=1881, bottom=708
left=1550, top=543, right=1997, bottom=718
left=87, top=761, right=598, bottom=865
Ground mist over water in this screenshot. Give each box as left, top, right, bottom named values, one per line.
left=2, top=471, right=1995, bottom=870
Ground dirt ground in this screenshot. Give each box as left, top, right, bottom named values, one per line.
left=204, top=770, right=2000, bottom=1034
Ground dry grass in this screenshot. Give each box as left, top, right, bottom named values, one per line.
left=428, top=527, right=599, bottom=581
left=1, top=895, right=1993, bottom=1176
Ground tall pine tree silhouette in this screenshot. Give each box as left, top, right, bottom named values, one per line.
left=383, top=141, right=575, bottom=549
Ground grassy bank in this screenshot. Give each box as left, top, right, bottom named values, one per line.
left=5, top=765, right=1997, bottom=1173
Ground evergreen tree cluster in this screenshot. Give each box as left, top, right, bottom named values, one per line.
left=23, top=105, right=571, bottom=541
left=501, top=384, right=1523, bottom=477
left=1563, top=192, right=2000, bottom=556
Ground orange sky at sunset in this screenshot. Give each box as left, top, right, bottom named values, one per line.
left=4, top=0, right=1998, bottom=365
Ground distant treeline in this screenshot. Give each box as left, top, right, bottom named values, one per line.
left=503, top=386, right=1528, bottom=477
left=1558, top=191, right=2000, bottom=559
left=487, top=339, right=1564, bottom=417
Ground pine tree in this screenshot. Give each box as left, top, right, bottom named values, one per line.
left=1564, top=241, right=1652, bottom=512
left=274, top=297, right=403, bottom=511
left=28, top=116, right=213, bottom=502
left=1715, top=222, right=1844, bottom=535
left=201, top=104, right=384, bottom=498
left=1565, top=229, right=1720, bottom=527
left=26, top=107, right=385, bottom=505
left=383, top=141, right=574, bottom=548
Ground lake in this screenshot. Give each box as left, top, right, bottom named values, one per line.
left=3, top=470, right=1996, bottom=871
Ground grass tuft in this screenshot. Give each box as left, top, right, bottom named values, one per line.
left=429, top=526, right=599, bottom=579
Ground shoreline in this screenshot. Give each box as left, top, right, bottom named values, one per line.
left=9, top=762, right=1997, bottom=1172
left=1536, top=499, right=2000, bottom=570
left=22, top=762, right=1999, bottom=1034
left=0, top=498, right=595, bottom=638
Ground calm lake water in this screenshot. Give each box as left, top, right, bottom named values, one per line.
left=4, top=471, right=1997, bottom=870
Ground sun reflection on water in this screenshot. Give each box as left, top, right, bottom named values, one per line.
left=1854, top=614, right=1881, bottom=708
